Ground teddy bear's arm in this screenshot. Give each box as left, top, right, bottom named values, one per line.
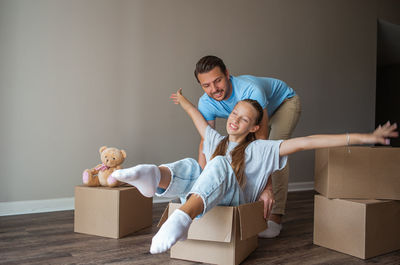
left=82, top=164, right=103, bottom=186
left=90, top=164, right=103, bottom=174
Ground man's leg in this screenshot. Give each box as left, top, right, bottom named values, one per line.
left=150, top=156, right=243, bottom=254
left=260, top=94, right=301, bottom=238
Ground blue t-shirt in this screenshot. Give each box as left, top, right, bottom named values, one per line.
left=198, top=75, right=295, bottom=121
left=203, top=126, right=288, bottom=203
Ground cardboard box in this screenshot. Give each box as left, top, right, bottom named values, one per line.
left=314, top=146, right=400, bottom=200
left=158, top=201, right=267, bottom=265
left=74, top=185, right=152, bottom=238
left=313, top=194, right=400, bottom=259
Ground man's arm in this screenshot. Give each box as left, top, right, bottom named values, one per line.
left=256, top=108, right=269, bottom=140
left=198, top=120, right=215, bottom=169
left=257, top=108, right=271, bottom=218
left=258, top=176, right=274, bottom=219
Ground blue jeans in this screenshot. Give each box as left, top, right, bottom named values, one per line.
left=156, top=156, right=245, bottom=215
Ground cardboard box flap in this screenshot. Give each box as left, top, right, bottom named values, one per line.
left=238, top=201, right=267, bottom=240
left=157, top=204, right=169, bottom=228
left=347, top=199, right=390, bottom=204
left=168, top=203, right=234, bottom=243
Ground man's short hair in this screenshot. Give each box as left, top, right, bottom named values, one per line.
left=194, top=55, right=227, bottom=83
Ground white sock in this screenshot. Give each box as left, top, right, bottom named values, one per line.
left=111, top=164, right=160, bottom=197
left=258, top=220, right=282, bottom=238
left=150, top=209, right=192, bottom=254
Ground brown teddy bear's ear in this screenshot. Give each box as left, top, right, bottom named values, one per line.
left=99, top=146, right=108, bottom=154
left=120, top=150, right=127, bottom=159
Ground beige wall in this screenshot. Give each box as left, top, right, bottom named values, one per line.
left=1, top=0, right=399, bottom=202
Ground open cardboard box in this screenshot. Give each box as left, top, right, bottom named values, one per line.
left=74, top=185, right=152, bottom=238
left=158, top=201, right=267, bottom=265
left=314, top=146, right=400, bottom=200
left=313, top=194, right=400, bottom=259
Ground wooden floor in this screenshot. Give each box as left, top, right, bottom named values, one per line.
left=1, top=191, right=399, bottom=265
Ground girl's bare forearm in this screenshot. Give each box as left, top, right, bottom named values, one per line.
left=280, top=133, right=370, bottom=156
left=303, top=133, right=368, bottom=150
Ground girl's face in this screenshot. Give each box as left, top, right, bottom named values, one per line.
left=226, top=101, right=260, bottom=140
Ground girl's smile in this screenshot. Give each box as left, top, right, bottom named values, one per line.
left=228, top=122, right=239, bottom=131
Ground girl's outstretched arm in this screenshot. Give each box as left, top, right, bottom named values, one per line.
left=170, top=88, right=208, bottom=139
left=279, top=122, right=398, bottom=156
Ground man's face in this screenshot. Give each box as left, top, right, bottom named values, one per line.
left=197, top=66, right=231, bottom=101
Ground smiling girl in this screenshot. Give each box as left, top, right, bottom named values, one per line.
left=111, top=88, right=398, bottom=254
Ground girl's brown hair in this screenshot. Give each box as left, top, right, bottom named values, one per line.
left=210, top=99, right=264, bottom=187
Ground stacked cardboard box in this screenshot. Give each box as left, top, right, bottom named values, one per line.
left=313, top=146, right=400, bottom=259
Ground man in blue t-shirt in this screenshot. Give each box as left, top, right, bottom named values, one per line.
left=194, top=55, right=301, bottom=238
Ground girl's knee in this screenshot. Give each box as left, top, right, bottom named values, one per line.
left=209, top=155, right=229, bottom=164
left=204, top=156, right=233, bottom=176
left=182, top=157, right=198, bottom=164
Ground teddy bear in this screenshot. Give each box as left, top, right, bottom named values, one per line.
left=82, top=146, right=127, bottom=187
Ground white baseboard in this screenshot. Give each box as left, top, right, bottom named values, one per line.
left=288, top=181, right=314, bottom=192
left=0, top=181, right=314, bottom=216
left=153, top=197, right=176, bottom=203
left=0, top=197, right=75, bottom=216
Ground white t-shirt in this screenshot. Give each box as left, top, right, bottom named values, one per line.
left=203, top=126, right=288, bottom=203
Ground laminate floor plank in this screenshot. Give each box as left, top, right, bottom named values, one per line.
left=1, top=191, right=399, bottom=264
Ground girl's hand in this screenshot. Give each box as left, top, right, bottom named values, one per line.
left=169, top=87, right=208, bottom=139
left=170, top=88, right=183, bottom=105
left=368, top=121, right=398, bottom=145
